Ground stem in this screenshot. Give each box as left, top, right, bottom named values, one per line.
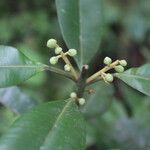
left=76, top=65, right=89, bottom=98
left=86, top=60, right=119, bottom=84
left=60, top=52, right=78, bottom=80
left=86, top=76, right=103, bottom=86
left=44, top=65, right=75, bottom=81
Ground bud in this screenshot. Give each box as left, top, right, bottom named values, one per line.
left=119, top=60, right=127, bottom=66
left=105, top=73, right=113, bottom=82
left=114, top=65, right=124, bottom=73
left=78, top=98, right=85, bottom=105
left=64, top=64, right=71, bottom=72
left=47, top=39, right=57, bottom=48
left=70, top=92, right=77, bottom=99
left=55, top=47, right=62, bottom=54
left=103, top=57, right=112, bottom=65
left=68, top=49, right=77, bottom=56
left=49, top=56, right=58, bottom=65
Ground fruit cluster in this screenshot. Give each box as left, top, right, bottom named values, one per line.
left=70, top=92, right=85, bottom=106
left=102, top=57, right=127, bottom=83
left=46, top=38, right=128, bottom=106
left=47, top=39, right=77, bottom=72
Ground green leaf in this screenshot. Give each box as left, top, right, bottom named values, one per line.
left=82, top=81, right=114, bottom=117
left=0, top=86, right=38, bottom=114
left=0, top=46, right=45, bottom=88
left=0, top=108, right=16, bottom=137
left=115, top=64, right=150, bottom=96
left=56, top=0, right=103, bottom=67
left=0, top=99, right=86, bottom=150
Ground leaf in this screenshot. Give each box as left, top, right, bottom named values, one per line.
left=0, top=46, right=45, bottom=88
left=115, top=64, right=150, bottom=96
left=82, top=81, right=114, bottom=117
left=56, top=0, right=103, bottom=67
left=0, top=99, right=86, bottom=150
left=0, top=108, right=16, bottom=137
left=0, top=86, right=38, bottom=114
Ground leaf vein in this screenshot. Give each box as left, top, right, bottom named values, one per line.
left=116, top=73, right=150, bottom=81
left=41, top=99, right=73, bottom=148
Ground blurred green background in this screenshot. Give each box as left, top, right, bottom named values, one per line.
left=0, top=0, right=150, bottom=149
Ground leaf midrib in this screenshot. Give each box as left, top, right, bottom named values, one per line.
left=0, top=65, right=42, bottom=68
left=116, top=73, right=150, bottom=81
left=41, top=100, right=73, bottom=148
left=78, top=0, right=82, bottom=67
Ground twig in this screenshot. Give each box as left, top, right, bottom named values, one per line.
left=86, top=60, right=119, bottom=84
left=60, top=52, right=78, bottom=80
left=44, top=65, right=75, bottom=81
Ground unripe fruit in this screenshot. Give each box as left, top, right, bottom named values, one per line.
left=47, top=39, right=57, bottom=48
left=64, top=64, right=71, bottom=72
left=114, top=65, right=124, bottom=73
left=78, top=98, right=85, bottom=105
left=103, top=57, right=112, bottom=65
left=119, top=60, right=127, bottom=66
left=49, top=56, right=58, bottom=65
left=70, top=92, right=77, bottom=99
left=55, top=47, right=62, bottom=54
left=105, top=73, right=113, bottom=82
left=68, top=49, right=77, bottom=56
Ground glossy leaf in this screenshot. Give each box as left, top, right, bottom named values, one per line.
left=0, top=99, right=86, bottom=150
left=56, top=0, right=103, bottom=67
left=0, top=86, right=38, bottom=114
left=0, top=46, right=45, bottom=88
left=115, top=64, right=150, bottom=96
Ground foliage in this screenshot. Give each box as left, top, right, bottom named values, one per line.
left=0, top=0, right=149, bottom=150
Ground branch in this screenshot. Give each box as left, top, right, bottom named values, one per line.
left=76, top=65, right=89, bottom=98
left=44, top=65, right=75, bottom=81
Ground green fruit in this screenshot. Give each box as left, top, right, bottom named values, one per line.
left=119, top=60, right=127, bottom=66
left=78, top=98, right=85, bottom=105
left=114, top=65, right=124, bottom=73
left=55, top=47, right=62, bottom=54
left=103, top=57, right=112, bottom=65
left=70, top=92, right=77, bottom=98
left=47, top=39, right=57, bottom=48
left=64, top=64, right=71, bottom=72
left=68, top=49, right=77, bottom=56
left=49, top=56, right=58, bottom=65
left=105, top=73, right=113, bottom=82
